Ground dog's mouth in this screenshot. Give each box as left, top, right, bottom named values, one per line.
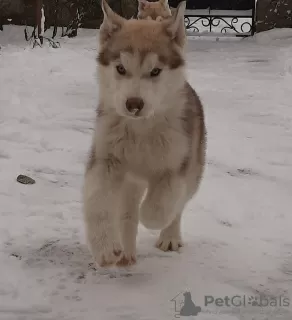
left=128, top=108, right=142, bottom=117
left=125, top=112, right=146, bottom=119
left=124, top=108, right=153, bottom=120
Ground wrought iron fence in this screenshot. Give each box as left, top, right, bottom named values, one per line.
left=178, top=0, right=255, bottom=36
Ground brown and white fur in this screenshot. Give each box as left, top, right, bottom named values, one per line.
left=83, top=0, right=206, bottom=267
left=137, top=0, right=172, bottom=21
left=137, top=0, right=187, bottom=49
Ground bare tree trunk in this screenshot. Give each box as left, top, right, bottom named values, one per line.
left=36, top=0, right=44, bottom=43
left=120, top=0, right=137, bottom=19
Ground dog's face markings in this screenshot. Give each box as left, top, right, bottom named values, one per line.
left=98, top=0, right=186, bottom=119
left=137, top=0, right=172, bottom=21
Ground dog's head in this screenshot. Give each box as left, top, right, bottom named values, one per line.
left=97, top=0, right=186, bottom=119
left=137, top=0, right=171, bottom=21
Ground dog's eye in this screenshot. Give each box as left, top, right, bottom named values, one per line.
left=116, top=64, right=126, bottom=75
left=150, top=68, right=162, bottom=77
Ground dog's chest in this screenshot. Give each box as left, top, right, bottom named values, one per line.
left=108, top=121, right=188, bottom=175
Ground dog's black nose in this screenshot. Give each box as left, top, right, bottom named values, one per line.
left=126, top=97, right=144, bottom=115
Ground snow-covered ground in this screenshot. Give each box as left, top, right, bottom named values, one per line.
left=0, top=26, right=292, bottom=320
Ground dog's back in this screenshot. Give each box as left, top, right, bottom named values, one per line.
left=182, top=82, right=206, bottom=198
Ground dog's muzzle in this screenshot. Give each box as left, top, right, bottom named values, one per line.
left=126, top=97, right=144, bottom=116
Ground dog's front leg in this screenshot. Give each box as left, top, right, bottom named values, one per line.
left=140, top=173, right=186, bottom=230
left=117, top=179, right=145, bottom=266
left=83, top=160, right=124, bottom=267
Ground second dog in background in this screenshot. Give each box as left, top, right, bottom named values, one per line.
left=137, top=0, right=172, bottom=21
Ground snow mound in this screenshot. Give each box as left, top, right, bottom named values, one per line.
left=254, top=28, right=292, bottom=45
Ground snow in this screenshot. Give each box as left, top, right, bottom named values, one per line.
left=253, top=28, right=292, bottom=45
left=1, top=26, right=292, bottom=319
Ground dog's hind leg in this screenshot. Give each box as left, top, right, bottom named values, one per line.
left=117, top=179, right=145, bottom=266
left=139, top=172, right=186, bottom=230
left=155, top=213, right=184, bottom=252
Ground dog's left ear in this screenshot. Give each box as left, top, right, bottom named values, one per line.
left=100, top=0, right=125, bottom=45
left=164, top=1, right=186, bottom=48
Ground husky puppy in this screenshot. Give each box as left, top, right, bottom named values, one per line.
left=83, top=0, right=206, bottom=267
left=137, top=0, right=172, bottom=21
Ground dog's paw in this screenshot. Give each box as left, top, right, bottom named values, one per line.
left=155, top=234, right=183, bottom=252
left=93, top=241, right=124, bottom=267
left=116, top=253, right=137, bottom=266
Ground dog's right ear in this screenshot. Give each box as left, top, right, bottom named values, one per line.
left=100, top=0, right=125, bottom=45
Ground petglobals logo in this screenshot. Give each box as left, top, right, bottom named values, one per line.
left=204, top=295, right=290, bottom=308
